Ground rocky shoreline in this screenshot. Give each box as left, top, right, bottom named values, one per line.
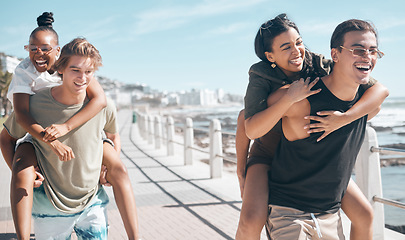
left=386, top=224, right=405, bottom=235
left=379, top=143, right=405, bottom=167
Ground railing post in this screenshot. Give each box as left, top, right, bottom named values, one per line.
left=167, top=117, right=175, bottom=156
left=161, top=117, right=167, bottom=143
left=148, top=115, right=154, bottom=145
left=209, top=119, right=223, bottom=178
left=135, top=112, right=141, bottom=135
left=140, top=114, right=147, bottom=140
left=355, top=126, right=385, bottom=239
left=154, top=116, right=162, bottom=149
left=184, top=118, right=193, bottom=165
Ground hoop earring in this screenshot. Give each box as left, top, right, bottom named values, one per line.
left=271, top=63, right=276, bottom=68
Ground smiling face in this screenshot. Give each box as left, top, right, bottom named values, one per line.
left=333, top=30, right=378, bottom=85
left=28, top=30, right=60, bottom=73
left=265, top=27, right=305, bottom=79
left=59, top=55, right=94, bottom=96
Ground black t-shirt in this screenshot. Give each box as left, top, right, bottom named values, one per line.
left=268, top=80, right=368, bottom=213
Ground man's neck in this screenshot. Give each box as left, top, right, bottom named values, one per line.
left=322, top=72, right=360, bottom=101
left=51, top=86, right=86, bottom=105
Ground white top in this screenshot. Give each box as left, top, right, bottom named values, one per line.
left=7, top=57, right=62, bottom=104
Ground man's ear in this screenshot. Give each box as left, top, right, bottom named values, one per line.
left=331, top=48, right=339, bottom=62
left=265, top=51, right=275, bottom=63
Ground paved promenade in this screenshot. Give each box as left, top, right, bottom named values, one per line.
left=0, top=109, right=266, bottom=240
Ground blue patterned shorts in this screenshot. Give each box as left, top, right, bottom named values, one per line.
left=32, top=185, right=109, bottom=240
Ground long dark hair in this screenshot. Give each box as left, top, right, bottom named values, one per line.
left=29, top=12, right=59, bottom=44
left=254, top=14, right=318, bottom=79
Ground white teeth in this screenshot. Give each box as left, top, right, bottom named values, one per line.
left=290, top=58, right=302, bottom=64
left=74, top=82, right=86, bottom=86
left=355, top=64, right=371, bottom=70
left=36, top=60, right=47, bottom=67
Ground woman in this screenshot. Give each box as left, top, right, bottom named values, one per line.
left=235, top=14, right=388, bottom=240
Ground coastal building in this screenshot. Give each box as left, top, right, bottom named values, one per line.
left=161, top=93, right=180, bottom=106
left=177, top=88, right=222, bottom=106
left=0, top=54, right=21, bottom=73
left=217, top=88, right=224, bottom=103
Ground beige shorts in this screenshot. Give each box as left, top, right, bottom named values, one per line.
left=266, top=204, right=345, bottom=240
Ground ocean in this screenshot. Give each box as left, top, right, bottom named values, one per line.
left=168, top=97, right=405, bottom=227
left=370, top=97, right=405, bottom=227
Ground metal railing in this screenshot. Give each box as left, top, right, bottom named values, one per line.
left=134, top=110, right=405, bottom=239
left=369, top=147, right=405, bottom=210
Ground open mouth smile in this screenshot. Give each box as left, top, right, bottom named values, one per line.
left=289, top=57, right=303, bottom=66
left=355, top=63, right=372, bottom=72
left=35, top=59, right=47, bottom=68
left=74, top=82, right=87, bottom=87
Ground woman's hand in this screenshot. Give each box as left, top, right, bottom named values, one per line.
left=43, top=124, right=70, bottom=142
left=47, top=140, right=75, bottom=161
left=304, top=110, right=346, bottom=142
left=284, top=77, right=321, bottom=104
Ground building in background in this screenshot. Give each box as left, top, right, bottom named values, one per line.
left=0, top=54, right=21, bottom=74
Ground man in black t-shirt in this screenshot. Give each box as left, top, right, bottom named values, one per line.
left=265, top=19, right=386, bottom=240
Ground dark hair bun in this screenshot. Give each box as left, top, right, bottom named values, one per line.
left=37, top=12, right=54, bottom=28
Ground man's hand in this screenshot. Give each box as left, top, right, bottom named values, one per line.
left=43, top=124, right=71, bottom=142
left=34, top=166, right=44, bottom=188
left=99, top=165, right=111, bottom=186
left=47, top=140, right=75, bottom=161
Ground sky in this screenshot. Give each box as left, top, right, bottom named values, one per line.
left=1, top=0, right=404, bottom=97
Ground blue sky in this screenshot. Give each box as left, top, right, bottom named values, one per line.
left=1, top=0, right=404, bottom=97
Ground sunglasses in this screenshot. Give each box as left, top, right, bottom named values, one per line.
left=259, top=13, right=287, bottom=36
left=340, top=46, right=384, bottom=59
left=24, top=45, right=58, bottom=54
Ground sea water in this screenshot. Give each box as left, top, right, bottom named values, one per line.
left=370, top=97, right=405, bottom=227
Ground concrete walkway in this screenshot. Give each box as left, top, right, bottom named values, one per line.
left=0, top=109, right=262, bottom=240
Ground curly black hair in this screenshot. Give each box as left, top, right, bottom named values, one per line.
left=29, top=12, right=59, bottom=44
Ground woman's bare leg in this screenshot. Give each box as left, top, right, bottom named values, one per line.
left=102, top=142, right=139, bottom=240
left=236, top=164, right=270, bottom=240
left=10, top=143, right=38, bottom=240
left=236, top=109, right=251, bottom=198
left=341, top=178, right=373, bottom=240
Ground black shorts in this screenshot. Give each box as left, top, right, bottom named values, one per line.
left=246, top=125, right=281, bottom=173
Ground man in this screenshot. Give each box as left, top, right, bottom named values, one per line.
left=1, top=38, right=117, bottom=239
left=265, top=19, right=386, bottom=239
